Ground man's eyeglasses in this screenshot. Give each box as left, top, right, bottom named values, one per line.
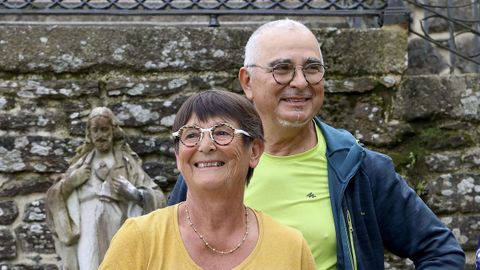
left=172, top=123, right=251, bottom=147
left=246, top=63, right=326, bottom=85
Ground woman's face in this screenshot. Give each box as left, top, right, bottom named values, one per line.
left=175, top=115, right=262, bottom=194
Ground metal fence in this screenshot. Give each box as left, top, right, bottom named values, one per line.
left=0, top=0, right=409, bottom=27
left=407, top=0, right=480, bottom=73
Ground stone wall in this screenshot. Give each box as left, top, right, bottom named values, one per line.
left=0, top=24, right=478, bottom=269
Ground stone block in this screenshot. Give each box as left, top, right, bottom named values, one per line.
left=0, top=136, right=81, bottom=173
left=0, top=112, right=59, bottom=132
left=426, top=173, right=480, bottom=214
left=110, top=95, right=188, bottom=127
left=127, top=136, right=173, bottom=157
left=424, top=152, right=462, bottom=173
left=23, top=199, right=46, bottom=223
left=425, top=147, right=480, bottom=172
left=407, top=38, right=448, bottom=75
left=142, top=160, right=178, bottom=188
left=325, top=75, right=401, bottom=93
left=0, top=80, right=99, bottom=99
left=0, top=200, right=19, bottom=225
left=0, top=229, right=17, bottom=260
left=0, top=173, right=56, bottom=197
left=321, top=28, right=407, bottom=75
left=395, top=74, right=480, bottom=121
left=0, top=25, right=406, bottom=75
left=0, top=264, right=58, bottom=270
left=14, top=224, right=55, bottom=254
left=441, top=214, right=480, bottom=250
left=106, top=79, right=188, bottom=97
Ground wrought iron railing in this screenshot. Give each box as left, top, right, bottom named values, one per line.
left=0, top=0, right=409, bottom=27
left=407, top=0, right=480, bottom=73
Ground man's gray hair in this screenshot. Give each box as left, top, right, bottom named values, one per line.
left=243, top=19, right=323, bottom=70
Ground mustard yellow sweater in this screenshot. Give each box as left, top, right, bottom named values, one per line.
left=99, top=204, right=315, bottom=270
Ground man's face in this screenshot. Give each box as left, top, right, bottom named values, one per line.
left=89, top=116, right=113, bottom=153
left=243, top=27, right=325, bottom=129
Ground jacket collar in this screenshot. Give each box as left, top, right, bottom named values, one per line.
left=314, top=117, right=364, bottom=184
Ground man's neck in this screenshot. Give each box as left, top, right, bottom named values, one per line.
left=264, top=120, right=317, bottom=156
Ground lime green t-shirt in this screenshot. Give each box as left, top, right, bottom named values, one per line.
left=245, top=123, right=337, bottom=270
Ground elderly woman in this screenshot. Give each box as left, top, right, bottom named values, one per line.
left=99, top=90, right=315, bottom=270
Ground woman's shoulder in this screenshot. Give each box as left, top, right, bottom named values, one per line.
left=128, top=205, right=176, bottom=230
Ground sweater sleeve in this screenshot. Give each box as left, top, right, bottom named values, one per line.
left=99, top=218, right=145, bottom=270
left=300, top=237, right=317, bottom=270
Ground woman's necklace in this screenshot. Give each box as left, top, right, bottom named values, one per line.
left=183, top=203, right=249, bottom=255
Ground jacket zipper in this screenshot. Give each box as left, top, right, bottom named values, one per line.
left=346, top=209, right=357, bottom=270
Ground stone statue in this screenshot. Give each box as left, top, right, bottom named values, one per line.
left=46, top=107, right=166, bottom=270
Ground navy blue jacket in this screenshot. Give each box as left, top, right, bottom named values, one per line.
left=168, top=118, right=465, bottom=269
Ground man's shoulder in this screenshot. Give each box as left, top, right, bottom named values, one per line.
left=314, top=118, right=357, bottom=150
left=257, top=211, right=303, bottom=239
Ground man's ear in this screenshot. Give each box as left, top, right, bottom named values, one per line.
left=249, top=139, right=264, bottom=169
left=239, top=67, right=253, bottom=101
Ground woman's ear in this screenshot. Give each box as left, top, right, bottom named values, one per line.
left=239, top=67, right=253, bottom=101
left=175, top=152, right=182, bottom=172
left=249, top=138, right=264, bottom=169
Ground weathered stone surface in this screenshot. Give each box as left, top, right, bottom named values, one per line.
left=142, top=160, right=178, bottom=188
left=0, top=96, right=15, bottom=110
left=394, top=74, right=480, bottom=121
left=0, top=80, right=99, bottom=99
left=15, top=224, right=55, bottom=254
left=106, top=74, right=237, bottom=97
left=110, top=95, right=188, bottom=127
left=0, top=200, right=19, bottom=225
left=0, top=26, right=406, bottom=75
left=417, top=0, right=478, bottom=33
left=426, top=173, right=480, bottom=214
left=325, top=76, right=386, bottom=93
left=0, top=26, right=249, bottom=73
left=454, top=35, right=480, bottom=73
left=0, top=112, right=60, bottom=132
left=321, top=92, right=413, bottom=148
left=407, top=38, right=448, bottom=75
left=0, top=229, right=17, bottom=260
left=0, top=136, right=81, bottom=173
left=0, top=173, right=57, bottom=197
left=424, top=153, right=462, bottom=173
left=107, top=78, right=188, bottom=97
left=321, top=28, right=408, bottom=75
left=127, top=136, right=174, bottom=157
left=0, top=264, right=58, bottom=270
left=425, top=148, right=480, bottom=172
left=384, top=253, right=413, bottom=270
left=441, top=214, right=480, bottom=250
left=23, top=199, right=46, bottom=223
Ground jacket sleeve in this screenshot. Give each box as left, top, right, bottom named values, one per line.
left=167, top=175, right=188, bottom=206
left=366, top=151, right=465, bottom=269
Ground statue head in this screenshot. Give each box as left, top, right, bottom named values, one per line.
left=70, top=107, right=127, bottom=164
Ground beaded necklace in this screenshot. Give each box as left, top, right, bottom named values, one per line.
left=183, top=203, right=249, bottom=255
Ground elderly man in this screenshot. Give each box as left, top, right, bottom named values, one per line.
left=168, top=19, right=465, bottom=269
left=46, top=107, right=166, bottom=270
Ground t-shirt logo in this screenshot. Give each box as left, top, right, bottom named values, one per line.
left=306, top=192, right=317, bottom=198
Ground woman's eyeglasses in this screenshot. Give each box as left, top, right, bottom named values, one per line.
left=172, top=123, right=251, bottom=147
